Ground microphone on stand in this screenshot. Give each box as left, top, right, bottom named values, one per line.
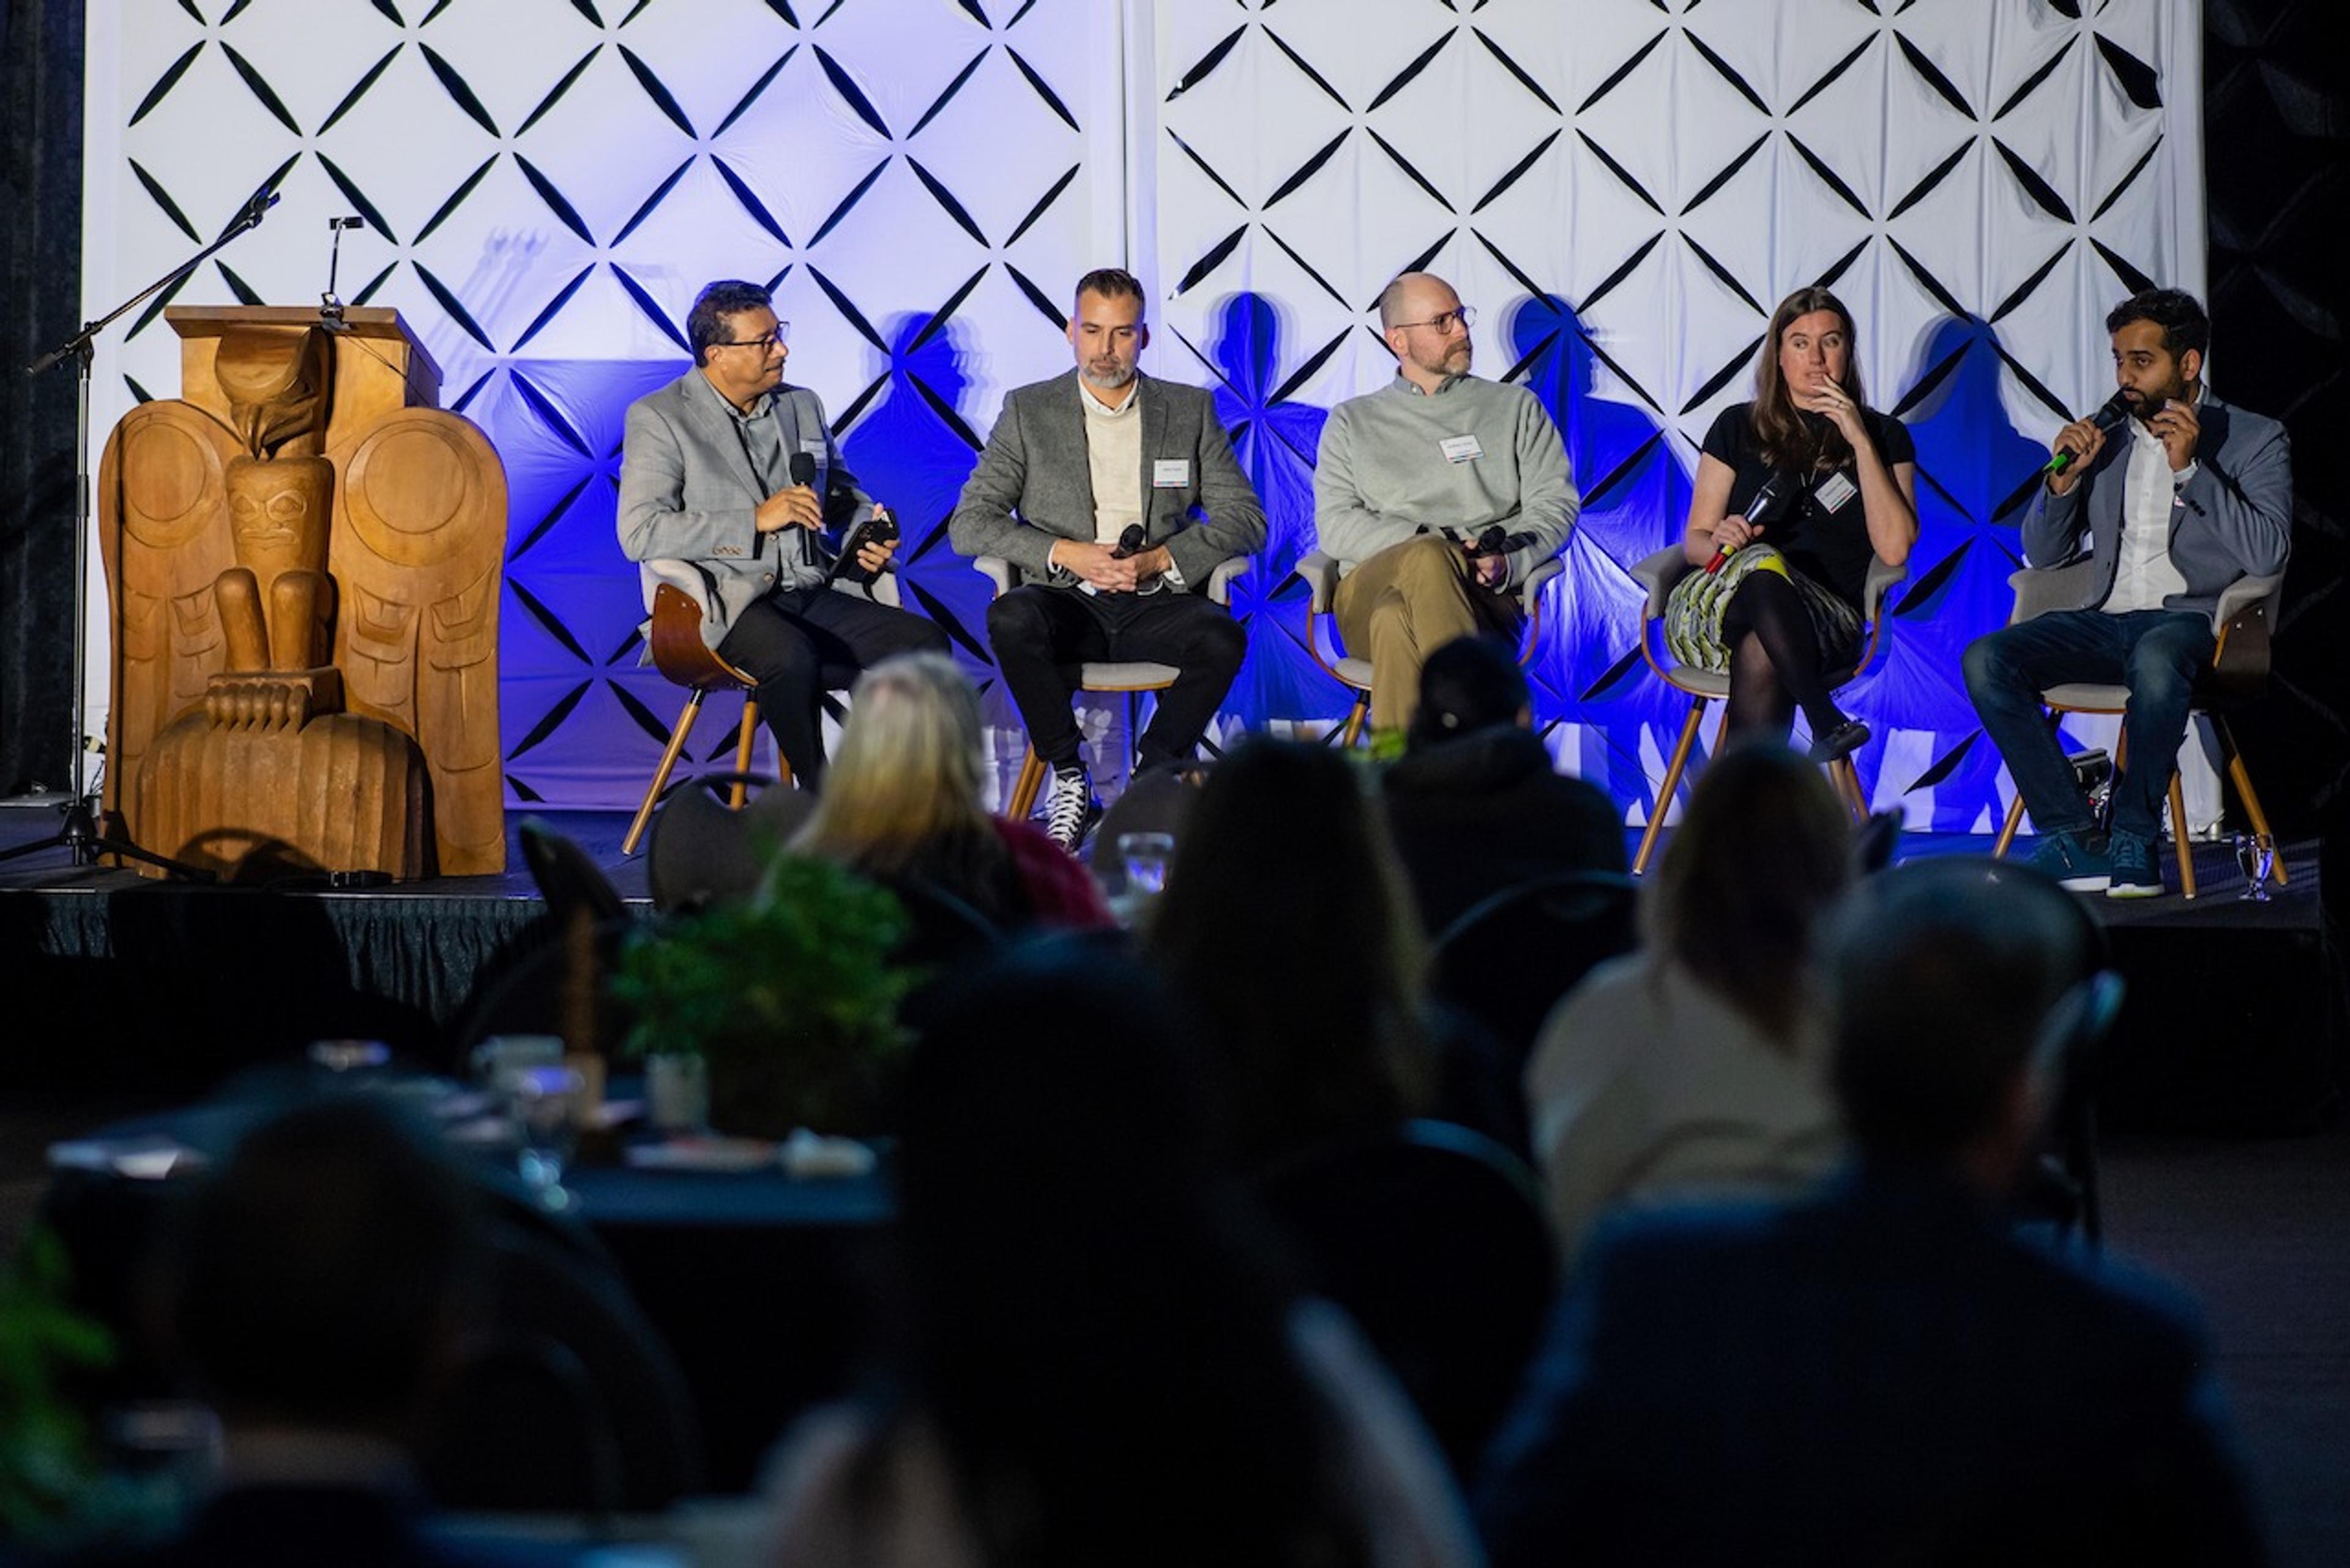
left=1705, top=474, right=1788, bottom=576
left=2042, top=392, right=2133, bottom=477
left=226, top=177, right=281, bottom=238
left=319, top=217, right=364, bottom=331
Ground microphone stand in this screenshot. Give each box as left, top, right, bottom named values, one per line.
left=1, top=189, right=278, bottom=878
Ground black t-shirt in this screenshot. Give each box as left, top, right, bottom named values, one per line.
left=1700, top=402, right=1914, bottom=607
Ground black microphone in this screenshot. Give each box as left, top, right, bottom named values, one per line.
left=2042, top=392, right=2132, bottom=477
left=1109, top=523, right=1147, bottom=559
left=789, top=450, right=818, bottom=488
left=1705, top=474, right=1787, bottom=576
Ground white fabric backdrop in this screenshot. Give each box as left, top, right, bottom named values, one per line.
left=78, top=0, right=2203, bottom=829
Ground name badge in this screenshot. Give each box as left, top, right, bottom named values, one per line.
left=1153, top=459, right=1190, bottom=488
left=1440, top=434, right=1484, bottom=465
left=1811, top=471, right=1857, bottom=512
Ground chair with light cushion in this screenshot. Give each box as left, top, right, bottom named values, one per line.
left=1293, top=550, right=1565, bottom=747
left=1988, top=564, right=2285, bottom=900
left=622, top=568, right=906, bottom=856
left=1630, top=548, right=1908, bottom=875
left=974, top=554, right=1248, bottom=819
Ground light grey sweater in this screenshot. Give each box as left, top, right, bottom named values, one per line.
left=1313, top=373, right=1578, bottom=587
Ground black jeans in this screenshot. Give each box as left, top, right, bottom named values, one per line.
left=715, top=583, right=947, bottom=788
left=985, top=584, right=1247, bottom=770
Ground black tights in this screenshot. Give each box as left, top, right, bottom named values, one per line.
left=1718, top=570, right=1846, bottom=741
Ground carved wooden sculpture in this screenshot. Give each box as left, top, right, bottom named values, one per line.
left=97, top=307, right=506, bottom=879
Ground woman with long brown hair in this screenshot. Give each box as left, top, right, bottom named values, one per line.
left=1664, top=287, right=1919, bottom=760
left=1523, top=741, right=1854, bottom=1263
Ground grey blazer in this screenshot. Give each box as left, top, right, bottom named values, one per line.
left=947, top=370, right=1266, bottom=586
left=616, top=370, right=868, bottom=648
left=2022, top=390, right=2292, bottom=618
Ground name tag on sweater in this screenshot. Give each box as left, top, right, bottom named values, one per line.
left=1440, top=434, right=1484, bottom=465
left=1811, top=471, right=1856, bottom=512
left=1153, top=459, right=1190, bottom=488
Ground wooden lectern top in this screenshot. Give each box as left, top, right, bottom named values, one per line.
left=164, top=305, right=442, bottom=422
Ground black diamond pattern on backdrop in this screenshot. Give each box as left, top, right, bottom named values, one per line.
left=73, top=0, right=2248, bottom=831
left=1148, top=1, right=2196, bottom=830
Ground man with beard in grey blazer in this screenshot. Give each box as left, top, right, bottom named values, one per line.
left=619, top=279, right=947, bottom=789
left=950, top=268, right=1266, bottom=851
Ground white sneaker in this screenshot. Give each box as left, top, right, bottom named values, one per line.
left=1043, top=765, right=1102, bottom=853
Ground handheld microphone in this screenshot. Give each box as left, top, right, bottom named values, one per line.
left=1109, top=523, right=1147, bottom=559
left=788, top=450, right=818, bottom=488
left=1705, top=474, right=1787, bottom=576
left=2042, top=392, right=2133, bottom=477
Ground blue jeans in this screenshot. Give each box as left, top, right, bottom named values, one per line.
left=1963, top=608, right=2215, bottom=841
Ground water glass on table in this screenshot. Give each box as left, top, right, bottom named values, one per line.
left=1117, top=831, right=1176, bottom=895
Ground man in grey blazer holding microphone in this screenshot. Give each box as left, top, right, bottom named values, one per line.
left=618, top=279, right=947, bottom=789
left=950, top=267, right=1266, bottom=850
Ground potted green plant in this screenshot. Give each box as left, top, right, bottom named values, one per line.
left=1, top=1231, right=115, bottom=1545
left=610, top=852, right=914, bottom=1139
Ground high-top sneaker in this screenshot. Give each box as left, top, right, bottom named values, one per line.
left=1043, top=761, right=1103, bottom=854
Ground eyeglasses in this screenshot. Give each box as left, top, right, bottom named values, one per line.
left=1391, top=306, right=1475, bottom=335
left=718, top=323, right=789, bottom=349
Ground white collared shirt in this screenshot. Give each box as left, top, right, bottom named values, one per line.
left=2100, top=392, right=2195, bottom=614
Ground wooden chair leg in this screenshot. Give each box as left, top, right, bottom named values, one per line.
left=1993, top=794, right=2027, bottom=859
left=624, top=690, right=707, bottom=856
left=2217, top=717, right=2287, bottom=887
left=1827, top=755, right=1867, bottom=819
left=1635, top=697, right=1709, bottom=877
left=729, top=697, right=760, bottom=808
left=2167, top=770, right=2197, bottom=899
left=1008, top=748, right=1048, bottom=819
left=1338, top=692, right=1370, bottom=748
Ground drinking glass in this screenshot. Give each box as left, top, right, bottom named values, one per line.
left=509, top=1063, right=588, bottom=1208
left=1117, top=831, right=1176, bottom=896
left=2234, top=833, right=2276, bottom=903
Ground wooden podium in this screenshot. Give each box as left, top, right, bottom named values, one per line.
left=97, top=307, right=507, bottom=880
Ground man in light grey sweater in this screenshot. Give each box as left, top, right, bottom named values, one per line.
left=1314, top=272, right=1578, bottom=735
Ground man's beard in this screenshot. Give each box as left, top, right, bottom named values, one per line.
left=1420, top=341, right=1471, bottom=378
left=1083, top=360, right=1136, bottom=390
left=2126, top=374, right=2187, bottom=424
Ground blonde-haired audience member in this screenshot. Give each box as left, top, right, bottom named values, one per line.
left=792, top=652, right=1110, bottom=931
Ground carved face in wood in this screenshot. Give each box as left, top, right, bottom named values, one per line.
left=225, top=455, right=334, bottom=583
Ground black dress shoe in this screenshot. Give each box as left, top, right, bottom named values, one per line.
left=1808, top=718, right=1871, bottom=764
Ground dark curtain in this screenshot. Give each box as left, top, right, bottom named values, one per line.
left=0, top=0, right=83, bottom=797
left=2206, top=1, right=2346, bottom=836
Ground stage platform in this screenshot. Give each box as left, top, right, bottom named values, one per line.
left=2, top=798, right=2337, bottom=1130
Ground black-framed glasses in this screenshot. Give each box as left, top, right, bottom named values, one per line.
left=720, top=323, right=789, bottom=349
left=1392, top=306, right=1475, bottom=335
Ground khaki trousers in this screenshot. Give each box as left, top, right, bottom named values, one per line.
left=1334, top=534, right=1523, bottom=731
